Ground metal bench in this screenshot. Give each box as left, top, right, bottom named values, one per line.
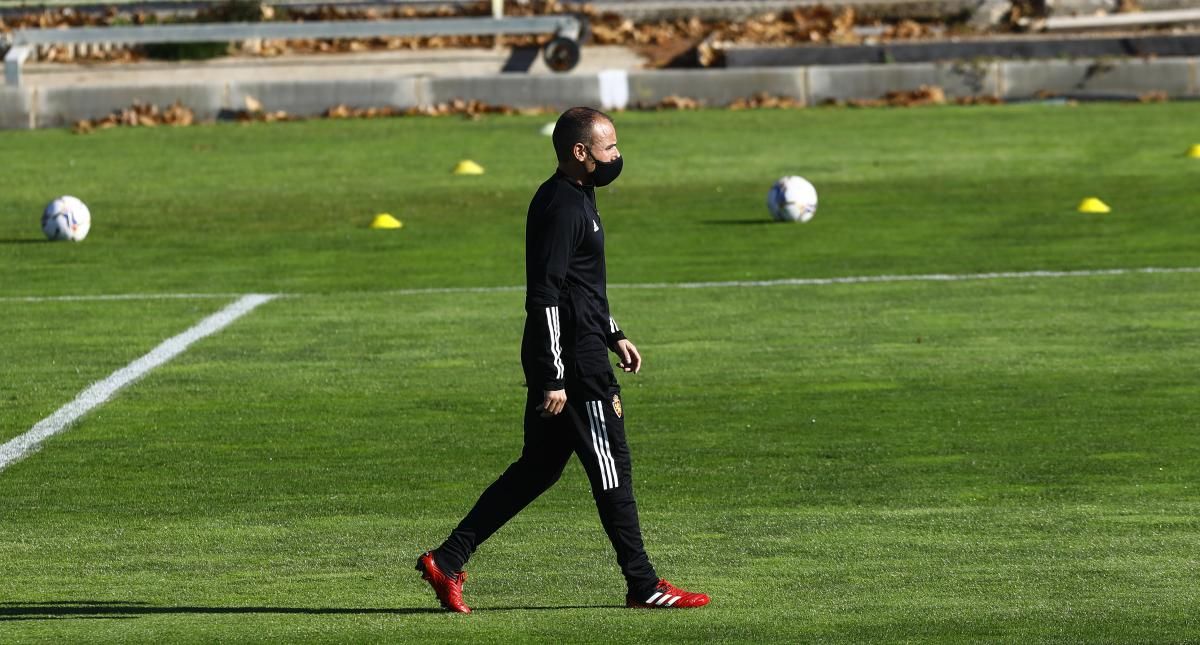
left=3, top=13, right=586, bottom=86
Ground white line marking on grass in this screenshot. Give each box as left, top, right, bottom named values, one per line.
left=1, top=267, right=1197, bottom=304
left=611, top=266, right=1200, bottom=290
left=380, top=266, right=1200, bottom=296
left=0, top=294, right=278, bottom=473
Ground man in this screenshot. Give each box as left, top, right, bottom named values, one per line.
left=415, top=107, right=710, bottom=613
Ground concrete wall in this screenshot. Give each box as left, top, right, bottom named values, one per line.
left=430, top=74, right=602, bottom=109
left=2, top=57, right=1197, bottom=130
left=34, top=83, right=226, bottom=128
left=1000, top=58, right=1199, bottom=99
left=808, top=61, right=1002, bottom=102
left=627, top=68, right=806, bottom=106
left=227, top=77, right=429, bottom=117
left=0, top=86, right=34, bottom=130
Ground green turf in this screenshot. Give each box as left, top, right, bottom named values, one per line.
left=2, top=104, right=1199, bottom=642
left=1, top=104, right=1196, bottom=295
left=0, top=298, right=235, bottom=444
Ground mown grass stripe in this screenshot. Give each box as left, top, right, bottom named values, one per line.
left=3, top=266, right=1198, bottom=303
left=384, top=266, right=1200, bottom=295
left=612, top=266, right=1200, bottom=290
left=0, top=294, right=279, bottom=473
left=0, top=293, right=247, bottom=303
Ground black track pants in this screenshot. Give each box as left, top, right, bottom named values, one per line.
left=434, top=371, right=659, bottom=597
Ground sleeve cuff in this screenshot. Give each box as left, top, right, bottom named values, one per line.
left=607, top=329, right=627, bottom=348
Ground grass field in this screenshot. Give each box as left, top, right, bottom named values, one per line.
left=2, top=104, right=1199, bottom=642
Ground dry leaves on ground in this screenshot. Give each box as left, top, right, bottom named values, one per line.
left=729, top=92, right=806, bottom=109
left=72, top=96, right=555, bottom=133
left=69, top=84, right=1012, bottom=134
left=822, top=85, right=1005, bottom=107
left=73, top=100, right=194, bottom=133
left=326, top=98, right=550, bottom=119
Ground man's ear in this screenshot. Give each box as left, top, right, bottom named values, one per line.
left=573, top=142, right=588, bottom=163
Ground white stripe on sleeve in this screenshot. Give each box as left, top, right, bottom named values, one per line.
left=545, top=306, right=564, bottom=380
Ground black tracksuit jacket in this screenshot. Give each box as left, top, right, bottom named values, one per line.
left=521, top=170, right=626, bottom=392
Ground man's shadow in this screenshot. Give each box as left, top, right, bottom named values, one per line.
left=0, top=600, right=615, bottom=621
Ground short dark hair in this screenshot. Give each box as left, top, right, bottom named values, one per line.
left=552, top=107, right=612, bottom=163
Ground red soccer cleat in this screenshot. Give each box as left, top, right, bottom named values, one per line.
left=415, top=551, right=471, bottom=614
left=626, top=579, right=710, bottom=609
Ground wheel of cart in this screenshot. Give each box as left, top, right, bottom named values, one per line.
left=542, top=36, right=581, bottom=72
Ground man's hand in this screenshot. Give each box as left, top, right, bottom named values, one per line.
left=538, top=389, right=567, bottom=418
left=614, top=338, right=642, bottom=374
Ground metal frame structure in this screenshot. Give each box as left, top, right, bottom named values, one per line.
left=1039, top=8, right=1200, bottom=31
left=3, top=13, right=586, bottom=86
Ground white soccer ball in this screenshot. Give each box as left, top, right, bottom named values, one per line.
left=41, top=196, right=91, bottom=242
left=767, top=176, right=818, bottom=223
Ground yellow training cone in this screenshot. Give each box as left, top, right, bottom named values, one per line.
left=370, top=213, right=403, bottom=229
left=453, top=160, right=485, bottom=175
left=1188, top=144, right=1200, bottom=158
left=1077, top=197, right=1111, bottom=214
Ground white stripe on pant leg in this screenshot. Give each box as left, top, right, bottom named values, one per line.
left=586, top=402, right=613, bottom=490
left=590, top=401, right=618, bottom=490
left=596, top=401, right=619, bottom=489
left=645, top=591, right=663, bottom=604
left=597, top=395, right=624, bottom=486
left=594, top=401, right=620, bottom=490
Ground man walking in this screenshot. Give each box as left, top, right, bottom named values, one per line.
left=416, top=107, right=709, bottom=613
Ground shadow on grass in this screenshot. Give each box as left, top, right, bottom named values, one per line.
left=0, top=601, right=616, bottom=621
left=701, top=219, right=774, bottom=226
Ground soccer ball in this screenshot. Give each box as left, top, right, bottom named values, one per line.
left=767, top=176, right=818, bottom=223
left=41, top=196, right=91, bottom=242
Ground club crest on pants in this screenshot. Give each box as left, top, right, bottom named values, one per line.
left=612, top=394, right=623, bottom=418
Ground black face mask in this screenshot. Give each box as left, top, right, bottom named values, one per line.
left=586, top=150, right=623, bottom=187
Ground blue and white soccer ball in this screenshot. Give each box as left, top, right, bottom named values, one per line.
left=41, top=195, right=91, bottom=242
left=767, top=176, right=818, bottom=223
